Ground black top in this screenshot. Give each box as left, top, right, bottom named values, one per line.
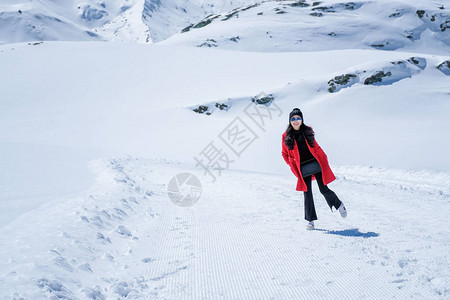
left=293, top=129, right=316, bottom=164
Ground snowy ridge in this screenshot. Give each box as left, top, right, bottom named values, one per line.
left=0, top=0, right=264, bottom=44
left=1, top=0, right=449, bottom=52
left=0, top=6, right=100, bottom=44
left=0, top=0, right=147, bottom=44
left=95, top=0, right=150, bottom=43
left=189, top=54, right=448, bottom=115
left=1, top=157, right=449, bottom=298
left=162, top=0, right=450, bottom=54
left=141, top=0, right=264, bottom=43
left=324, top=57, right=426, bottom=92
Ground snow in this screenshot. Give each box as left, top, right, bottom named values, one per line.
left=1, top=157, right=448, bottom=298
left=0, top=0, right=449, bottom=298
left=141, top=0, right=265, bottom=43
left=0, top=0, right=266, bottom=44
left=95, top=0, right=150, bottom=43
left=160, top=0, right=450, bottom=55
left=0, top=0, right=146, bottom=44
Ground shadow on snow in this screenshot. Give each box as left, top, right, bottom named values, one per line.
left=315, top=228, right=379, bottom=238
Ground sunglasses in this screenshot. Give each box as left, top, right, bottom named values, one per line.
left=291, top=117, right=302, bottom=122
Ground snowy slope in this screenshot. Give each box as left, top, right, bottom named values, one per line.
left=1, top=157, right=449, bottom=298
left=1, top=0, right=450, bottom=298
left=0, top=0, right=264, bottom=44
left=0, top=0, right=147, bottom=44
left=141, top=0, right=264, bottom=43
left=94, top=0, right=150, bottom=43
left=0, top=0, right=100, bottom=44
left=161, top=0, right=450, bottom=54
left=2, top=0, right=449, bottom=52
left=0, top=41, right=449, bottom=226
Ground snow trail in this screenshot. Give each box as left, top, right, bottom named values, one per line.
left=1, top=157, right=449, bottom=298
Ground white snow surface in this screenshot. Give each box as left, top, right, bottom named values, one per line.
left=161, top=0, right=450, bottom=54
left=1, top=40, right=449, bottom=299
left=1, top=0, right=450, bottom=298
left=0, top=0, right=264, bottom=44
left=1, top=157, right=449, bottom=298
left=1, top=0, right=449, bottom=54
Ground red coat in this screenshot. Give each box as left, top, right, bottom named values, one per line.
left=281, top=131, right=336, bottom=191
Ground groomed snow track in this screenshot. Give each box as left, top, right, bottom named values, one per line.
left=1, top=157, right=449, bottom=299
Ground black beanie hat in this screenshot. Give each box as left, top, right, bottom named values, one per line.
left=289, top=108, right=303, bottom=122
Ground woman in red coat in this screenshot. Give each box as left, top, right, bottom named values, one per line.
left=281, top=108, right=347, bottom=230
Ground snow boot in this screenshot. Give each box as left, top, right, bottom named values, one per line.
left=338, top=203, right=347, bottom=218
left=306, top=221, right=315, bottom=230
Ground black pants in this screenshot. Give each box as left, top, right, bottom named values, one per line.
left=303, top=172, right=342, bottom=221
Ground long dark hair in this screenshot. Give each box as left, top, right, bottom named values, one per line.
left=284, top=123, right=315, bottom=150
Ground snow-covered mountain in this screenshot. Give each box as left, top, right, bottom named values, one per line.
left=0, top=0, right=135, bottom=43
left=160, top=0, right=450, bottom=54
left=0, top=0, right=263, bottom=44
left=141, top=0, right=263, bottom=42
left=1, top=0, right=449, bottom=54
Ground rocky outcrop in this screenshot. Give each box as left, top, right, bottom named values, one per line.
left=251, top=92, right=274, bottom=105
left=182, top=15, right=221, bottom=33
left=192, top=100, right=231, bottom=115
left=436, top=61, right=450, bottom=75
left=197, top=39, right=217, bottom=47
left=326, top=57, right=427, bottom=92
left=327, top=74, right=357, bottom=92
left=80, top=5, right=108, bottom=21
left=193, top=105, right=211, bottom=115
left=364, top=71, right=392, bottom=85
